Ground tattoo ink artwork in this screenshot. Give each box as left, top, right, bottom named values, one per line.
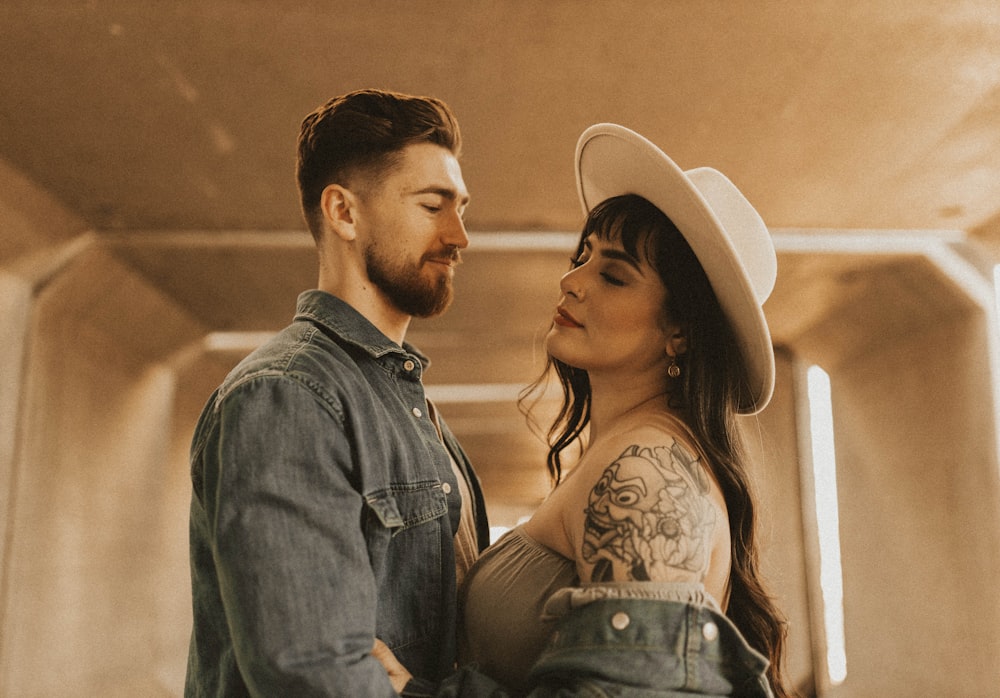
left=581, top=441, right=716, bottom=582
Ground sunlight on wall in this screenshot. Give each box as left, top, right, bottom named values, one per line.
left=995, top=264, right=1000, bottom=469
left=807, top=365, right=847, bottom=686
left=994, top=263, right=1000, bottom=320
left=489, top=515, right=532, bottom=544
left=489, top=526, right=511, bottom=544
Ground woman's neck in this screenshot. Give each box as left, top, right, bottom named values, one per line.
left=586, top=372, right=678, bottom=443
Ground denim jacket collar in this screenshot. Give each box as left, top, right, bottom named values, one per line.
left=294, top=289, right=431, bottom=369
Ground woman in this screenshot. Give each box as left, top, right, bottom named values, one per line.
left=379, top=124, right=790, bottom=697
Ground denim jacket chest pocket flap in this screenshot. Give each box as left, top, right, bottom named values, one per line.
left=365, top=482, right=449, bottom=535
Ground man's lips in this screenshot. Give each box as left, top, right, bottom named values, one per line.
left=554, top=307, right=583, bottom=328
left=425, top=252, right=461, bottom=270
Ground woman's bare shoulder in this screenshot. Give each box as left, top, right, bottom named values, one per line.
left=566, top=424, right=721, bottom=584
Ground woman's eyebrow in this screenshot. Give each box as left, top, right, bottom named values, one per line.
left=598, top=247, right=643, bottom=271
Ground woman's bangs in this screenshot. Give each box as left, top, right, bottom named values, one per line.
left=583, top=200, right=661, bottom=266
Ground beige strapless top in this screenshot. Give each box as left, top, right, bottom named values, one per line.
left=460, top=525, right=721, bottom=694
left=459, top=525, right=577, bottom=695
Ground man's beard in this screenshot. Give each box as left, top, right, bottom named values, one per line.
left=364, top=243, right=460, bottom=318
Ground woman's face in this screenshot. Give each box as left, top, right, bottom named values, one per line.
left=545, top=233, right=675, bottom=377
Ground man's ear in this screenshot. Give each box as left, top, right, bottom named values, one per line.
left=320, top=184, right=360, bottom=242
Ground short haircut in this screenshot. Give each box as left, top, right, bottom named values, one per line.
left=296, top=89, right=462, bottom=240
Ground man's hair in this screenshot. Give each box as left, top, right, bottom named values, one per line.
left=296, top=89, right=462, bottom=240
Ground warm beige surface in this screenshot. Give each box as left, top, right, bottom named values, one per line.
left=831, top=316, right=1000, bottom=696
left=2, top=246, right=206, bottom=696
left=4, top=3, right=1000, bottom=242
left=4, top=4, right=1000, bottom=693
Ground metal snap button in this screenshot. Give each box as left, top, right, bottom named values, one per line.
left=412, top=407, right=422, bottom=418
left=702, top=621, right=719, bottom=642
left=441, top=482, right=452, bottom=495
left=403, top=359, right=416, bottom=371
left=611, top=611, right=630, bottom=630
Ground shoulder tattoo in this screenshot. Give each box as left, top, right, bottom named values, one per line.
left=581, top=441, right=717, bottom=583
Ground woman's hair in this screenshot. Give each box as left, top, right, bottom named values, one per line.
left=520, top=194, right=791, bottom=696
left=296, top=89, right=462, bottom=241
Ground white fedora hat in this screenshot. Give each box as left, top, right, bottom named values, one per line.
left=575, top=123, right=776, bottom=414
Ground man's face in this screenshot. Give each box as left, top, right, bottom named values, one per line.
left=355, top=142, right=470, bottom=318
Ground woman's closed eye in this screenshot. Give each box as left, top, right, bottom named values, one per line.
left=601, top=271, right=626, bottom=286
left=569, top=253, right=628, bottom=286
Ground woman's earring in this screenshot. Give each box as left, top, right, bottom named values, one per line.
left=667, top=356, right=681, bottom=378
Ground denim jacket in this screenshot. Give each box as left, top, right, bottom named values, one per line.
left=421, top=585, right=773, bottom=698
left=186, top=290, right=490, bottom=697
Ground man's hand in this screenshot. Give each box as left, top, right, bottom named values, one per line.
left=372, top=638, right=413, bottom=694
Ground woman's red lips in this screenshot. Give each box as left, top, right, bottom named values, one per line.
left=554, top=307, right=582, bottom=328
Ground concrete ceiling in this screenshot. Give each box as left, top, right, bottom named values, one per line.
left=3, top=1, right=1000, bottom=239
left=3, top=2, right=1000, bottom=522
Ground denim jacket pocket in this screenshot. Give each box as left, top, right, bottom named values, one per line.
left=366, top=481, right=449, bottom=535
left=365, top=482, right=451, bottom=655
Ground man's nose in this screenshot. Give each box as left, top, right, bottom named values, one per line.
left=443, top=209, right=470, bottom=249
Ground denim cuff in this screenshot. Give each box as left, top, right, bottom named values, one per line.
left=531, top=592, right=773, bottom=697
left=541, top=581, right=721, bottom=620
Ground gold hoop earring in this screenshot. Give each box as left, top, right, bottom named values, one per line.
left=667, top=357, right=681, bottom=378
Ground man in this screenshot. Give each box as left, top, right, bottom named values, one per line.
left=185, top=89, right=490, bottom=697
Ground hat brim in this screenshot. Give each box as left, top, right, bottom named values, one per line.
left=575, top=123, right=775, bottom=414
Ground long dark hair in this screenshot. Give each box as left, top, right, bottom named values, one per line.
left=520, top=194, right=791, bottom=697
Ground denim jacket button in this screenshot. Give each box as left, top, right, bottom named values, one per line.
left=441, top=482, right=452, bottom=495
left=412, top=407, right=423, bottom=418
left=403, top=359, right=416, bottom=371
left=610, top=611, right=630, bottom=630
left=702, top=621, right=719, bottom=642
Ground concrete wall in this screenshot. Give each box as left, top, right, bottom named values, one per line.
left=1, top=243, right=208, bottom=695
left=827, top=311, right=1000, bottom=696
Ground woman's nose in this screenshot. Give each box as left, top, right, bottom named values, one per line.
left=559, top=267, right=584, bottom=299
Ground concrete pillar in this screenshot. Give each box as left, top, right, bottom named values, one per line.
left=829, top=311, right=1000, bottom=696
left=1, top=243, right=206, bottom=695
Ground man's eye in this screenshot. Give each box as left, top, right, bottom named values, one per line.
left=422, top=204, right=441, bottom=213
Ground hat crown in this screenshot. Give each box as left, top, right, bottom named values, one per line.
left=685, top=168, right=777, bottom=305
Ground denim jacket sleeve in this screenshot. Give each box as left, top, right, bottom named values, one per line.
left=422, top=595, right=773, bottom=698
left=190, top=373, right=398, bottom=697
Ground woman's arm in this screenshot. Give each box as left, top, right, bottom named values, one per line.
left=570, top=435, right=721, bottom=584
